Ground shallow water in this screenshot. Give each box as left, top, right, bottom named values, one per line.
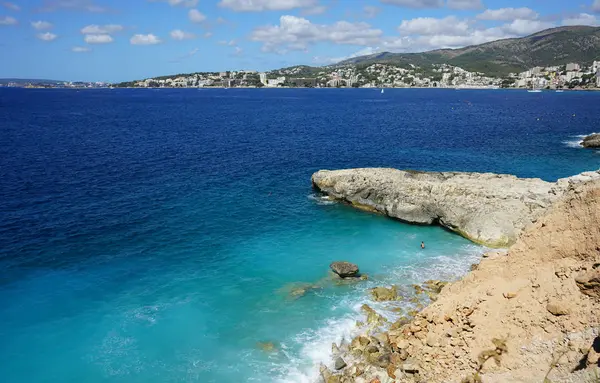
left=0, top=88, right=599, bottom=382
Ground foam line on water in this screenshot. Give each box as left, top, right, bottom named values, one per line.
left=270, top=243, right=485, bottom=383
left=563, top=133, right=597, bottom=149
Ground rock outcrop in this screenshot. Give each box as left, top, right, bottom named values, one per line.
left=330, top=261, right=360, bottom=278
left=582, top=133, right=600, bottom=148
left=326, top=179, right=600, bottom=383
left=312, top=168, right=600, bottom=247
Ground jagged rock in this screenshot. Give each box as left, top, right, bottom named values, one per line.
left=361, top=304, right=388, bottom=326
left=582, top=133, right=600, bottom=148
left=401, top=359, right=420, bottom=374
left=332, top=342, right=341, bottom=355
left=312, top=168, right=600, bottom=247
left=546, top=300, right=570, bottom=316
left=335, top=356, right=347, bottom=370
left=330, top=261, right=360, bottom=278
left=575, top=267, right=600, bottom=298
left=373, top=333, right=390, bottom=347
left=370, top=286, right=398, bottom=301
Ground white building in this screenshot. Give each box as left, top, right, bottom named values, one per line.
left=566, top=63, right=580, bottom=71
left=593, top=61, right=600, bottom=73
left=597, top=69, right=600, bottom=87
left=565, top=71, right=581, bottom=82
left=259, top=73, right=267, bottom=85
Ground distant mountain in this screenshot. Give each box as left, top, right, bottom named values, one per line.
left=0, top=78, right=65, bottom=85
left=336, top=26, right=600, bottom=75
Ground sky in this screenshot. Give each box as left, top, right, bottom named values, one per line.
left=0, top=0, right=599, bottom=82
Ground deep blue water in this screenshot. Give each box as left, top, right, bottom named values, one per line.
left=0, top=88, right=599, bottom=383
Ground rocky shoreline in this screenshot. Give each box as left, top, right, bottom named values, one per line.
left=312, top=169, right=600, bottom=383
left=312, top=168, right=600, bottom=247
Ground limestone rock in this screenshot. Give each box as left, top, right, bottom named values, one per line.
left=582, top=133, right=600, bottom=148
left=546, top=300, right=570, bottom=316
left=575, top=267, right=600, bottom=298
left=370, top=286, right=398, bottom=302
left=334, top=356, right=347, bottom=370
left=361, top=304, right=388, bottom=326
left=312, top=168, right=599, bottom=247
left=330, top=261, right=359, bottom=278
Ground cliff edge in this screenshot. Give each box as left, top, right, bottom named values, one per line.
left=323, top=179, right=600, bottom=383
left=312, top=168, right=600, bottom=247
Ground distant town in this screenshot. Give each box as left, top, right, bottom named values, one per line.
left=3, top=60, right=600, bottom=90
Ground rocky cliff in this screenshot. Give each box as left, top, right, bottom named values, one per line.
left=312, top=168, right=600, bottom=247
left=323, top=179, right=600, bottom=383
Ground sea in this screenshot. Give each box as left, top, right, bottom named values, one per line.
left=1, top=88, right=599, bottom=383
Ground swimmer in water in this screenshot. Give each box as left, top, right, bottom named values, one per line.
left=421, top=241, right=425, bottom=249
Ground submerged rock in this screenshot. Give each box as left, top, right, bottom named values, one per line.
left=257, top=341, right=277, bottom=353
left=312, top=168, right=600, bottom=247
left=582, top=133, right=600, bottom=148
left=370, top=286, right=398, bottom=301
left=330, top=261, right=359, bottom=278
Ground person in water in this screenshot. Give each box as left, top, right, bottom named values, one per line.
left=421, top=241, right=425, bottom=249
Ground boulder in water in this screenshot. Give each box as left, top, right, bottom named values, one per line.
left=582, top=133, right=600, bottom=148
left=330, top=261, right=359, bottom=278
left=370, top=286, right=398, bottom=301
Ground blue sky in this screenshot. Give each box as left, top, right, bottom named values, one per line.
left=0, top=0, right=599, bottom=82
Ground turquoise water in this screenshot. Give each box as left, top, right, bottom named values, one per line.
left=0, top=88, right=599, bottom=382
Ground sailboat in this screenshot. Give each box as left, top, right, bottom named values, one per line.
left=381, top=88, right=384, bottom=94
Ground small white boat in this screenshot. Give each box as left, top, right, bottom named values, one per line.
left=556, top=90, right=564, bottom=93
left=528, top=89, right=542, bottom=93
left=381, top=88, right=384, bottom=94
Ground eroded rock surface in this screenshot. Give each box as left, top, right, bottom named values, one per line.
left=312, top=168, right=600, bottom=247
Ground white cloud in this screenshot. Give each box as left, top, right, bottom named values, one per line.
left=153, top=0, right=198, bottom=7
left=2, top=2, right=20, bottom=11
left=37, top=32, right=57, bottom=41
left=130, top=33, right=162, bottom=45
left=218, top=0, right=317, bottom=11
left=380, top=0, right=444, bottom=8
left=31, top=21, right=53, bottom=30
left=562, top=13, right=599, bottom=26
left=233, top=46, right=243, bottom=55
left=72, top=46, right=91, bottom=52
left=314, top=46, right=384, bottom=64
left=501, top=19, right=554, bottom=35
left=216, top=17, right=227, bottom=24
left=39, top=0, right=110, bottom=13
left=250, top=15, right=382, bottom=52
left=0, top=15, right=17, bottom=25
left=363, top=6, right=380, bottom=18
left=447, top=0, right=482, bottom=10
left=84, top=34, right=113, bottom=44
left=593, top=0, right=600, bottom=12
left=398, top=16, right=470, bottom=36
left=170, top=29, right=196, bottom=40
left=188, top=9, right=206, bottom=23
left=203, top=31, right=213, bottom=38
left=80, top=24, right=123, bottom=34
left=477, top=7, right=538, bottom=21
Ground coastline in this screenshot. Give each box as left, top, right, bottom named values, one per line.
left=310, top=169, right=600, bottom=383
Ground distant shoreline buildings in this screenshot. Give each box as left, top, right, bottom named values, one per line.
left=113, top=59, right=600, bottom=91
left=3, top=60, right=599, bottom=90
